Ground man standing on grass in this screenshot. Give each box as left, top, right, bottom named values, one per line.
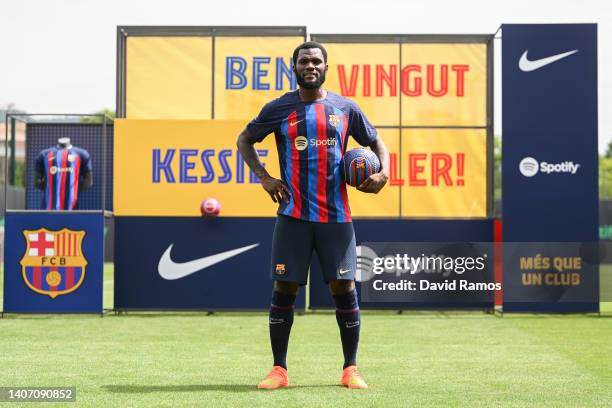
left=237, top=41, right=389, bottom=389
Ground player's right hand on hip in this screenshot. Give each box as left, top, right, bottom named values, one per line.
left=261, top=175, right=291, bottom=203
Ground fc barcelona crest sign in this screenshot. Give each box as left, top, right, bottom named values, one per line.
left=20, top=228, right=87, bottom=299
left=328, top=114, right=340, bottom=127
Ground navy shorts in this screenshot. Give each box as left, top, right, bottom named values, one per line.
left=270, top=215, right=357, bottom=285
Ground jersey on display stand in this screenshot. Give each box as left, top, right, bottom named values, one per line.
left=34, top=138, right=93, bottom=210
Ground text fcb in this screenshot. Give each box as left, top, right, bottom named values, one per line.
left=342, top=148, right=380, bottom=187
left=201, top=198, right=221, bottom=217
left=19, top=228, right=88, bottom=299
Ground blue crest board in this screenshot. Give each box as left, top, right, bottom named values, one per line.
left=309, top=219, right=495, bottom=309
left=501, top=24, right=599, bottom=312
left=114, top=217, right=305, bottom=310
left=3, top=211, right=104, bottom=313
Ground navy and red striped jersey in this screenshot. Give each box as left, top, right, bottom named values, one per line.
left=247, top=90, right=377, bottom=223
left=35, top=146, right=92, bottom=210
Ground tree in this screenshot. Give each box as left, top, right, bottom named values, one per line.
left=80, top=109, right=115, bottom=123
left=494, top=135, right=501, bottom=201
left=600, top=155, right=612, bottom=198
left=605, top=141, right=612, bottom=158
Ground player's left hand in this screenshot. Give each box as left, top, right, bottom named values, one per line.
left=357, top=172, right=388, bottom=194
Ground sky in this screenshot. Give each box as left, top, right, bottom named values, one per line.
left=1, top=0, right=610, bottom=151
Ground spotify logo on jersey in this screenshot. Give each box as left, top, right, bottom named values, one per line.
left=294, top=136, right=308, bottom=151
left=294, top=136, right=337, bottom=151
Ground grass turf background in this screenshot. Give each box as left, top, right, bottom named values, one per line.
left=0, top=265, right=610, bottom=407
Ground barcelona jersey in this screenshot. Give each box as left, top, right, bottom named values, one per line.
left=35, top=146, right=92, bottom=210
left=247, top=91, right=377, bottom=223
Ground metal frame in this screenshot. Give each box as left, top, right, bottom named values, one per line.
left=2, top=113, right=113, bottom=215
left=115, top=26, right=310, bottom=312
left=310, top=33, right=496, bottom=219
left=312, top=33, right=492, bottom=43
left=111, top=28, right=499, bottom=312
left=115, top=28, right=494, bottom=219
left=116, top=26, right=307, bottom=118
left=2, top=114, right=112, bottom=315
left=486, top=36, right=495, bottom=218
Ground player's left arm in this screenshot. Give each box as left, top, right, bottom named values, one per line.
left=348, top=103, right=389, bottom=194
left=357, top=136, right=389, bottom=194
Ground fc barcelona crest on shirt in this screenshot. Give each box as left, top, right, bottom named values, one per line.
left=328, top=114, right=340, bottom=127
left=20, top=228, right=87, bottom=299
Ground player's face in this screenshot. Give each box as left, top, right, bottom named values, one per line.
left=294, top=48, right=327, bottom=89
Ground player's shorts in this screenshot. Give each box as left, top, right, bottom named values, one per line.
left=270, top=214, right=357, bottom=285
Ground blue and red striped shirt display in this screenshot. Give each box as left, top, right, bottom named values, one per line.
left=247, top=91, right=377, bottom=223
left=35, top=146, right=92, bottom=210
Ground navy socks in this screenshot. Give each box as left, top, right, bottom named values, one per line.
left=333, top=289, right=360, bottom=368
left=269, top=291, right=296, bottom=369
left=268, top=289, right=359, bottom=370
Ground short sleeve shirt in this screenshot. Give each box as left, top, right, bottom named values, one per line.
left=247, top=90, right=377, bottom=223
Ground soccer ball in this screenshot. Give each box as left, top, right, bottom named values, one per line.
left=341, top=148, right=380, bottom=187
left=200, top=198, right=221, bottom=217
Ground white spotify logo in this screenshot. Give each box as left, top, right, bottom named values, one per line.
left=519, top=157, right=539, bottom=177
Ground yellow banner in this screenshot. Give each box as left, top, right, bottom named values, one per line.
left=126, top=37, right=213, bottom=119
left=114, top=121, right=486, bottom=218
left=319, top=42, right=487, bottom=127
left=114, top=120, right=280, bottom=216
left=401, top=43, right=487, bottom=126
left=124, top=38, right=487, bottom=127
left=119, top=38, right=489, bottom=219
left=214, top=37, right=304, bottom=120
left=324, top=43, right=400, bottom=126
left=400, top=129, right=487, bottom=217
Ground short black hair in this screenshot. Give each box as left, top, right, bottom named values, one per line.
left=292, top=41, right=327, bottom=66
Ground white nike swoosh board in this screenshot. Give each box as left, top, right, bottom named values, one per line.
left=158, top=243, right=259, bottom=280
left=518, top=49, right=578, bottom=72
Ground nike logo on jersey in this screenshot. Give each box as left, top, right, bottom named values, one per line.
left=339, top=269, right=351, bottom=275
left=158, top=243, right=259, bottom=280
left=518, top=49, right=578, bottom=72
left=289, top=119, right=304, bottom=127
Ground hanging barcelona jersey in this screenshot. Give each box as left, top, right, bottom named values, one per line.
left=35, top=146, right=92, bottom=210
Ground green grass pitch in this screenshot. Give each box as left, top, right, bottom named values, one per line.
left=0, top=265, right=610, bottom=407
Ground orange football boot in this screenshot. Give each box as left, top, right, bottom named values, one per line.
left=257, top=366, right=289, bottom=389
left=341, top=365, right=368, bottom=389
